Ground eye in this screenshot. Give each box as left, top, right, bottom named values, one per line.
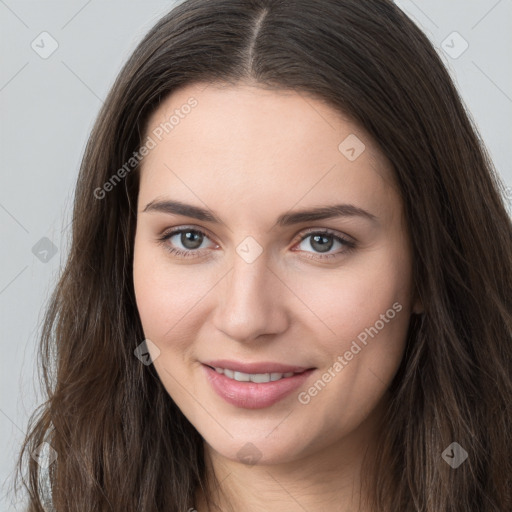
left=157, top=227, right=217, bottom=259
left=157, top=226, right=356, bottom=261
left=293, top=229, right=356, bottom=260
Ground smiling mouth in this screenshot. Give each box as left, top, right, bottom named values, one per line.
left=205, top=364, right=306, bottom=383
left=202, top=363, right=316, bottom=409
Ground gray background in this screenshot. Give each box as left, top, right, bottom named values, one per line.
left=1, top=0, right=511, bottom=510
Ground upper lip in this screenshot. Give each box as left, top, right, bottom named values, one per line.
left=202, top=359, right=313, bottom=374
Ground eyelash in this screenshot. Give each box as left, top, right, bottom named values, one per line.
left=156, top=226, right=356, bottom=261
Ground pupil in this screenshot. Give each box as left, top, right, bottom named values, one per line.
left=311, top=234, right=333, bottom=253
left=182, top=231, right=203, bottom=249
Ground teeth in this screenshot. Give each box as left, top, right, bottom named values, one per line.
left=214, top=367, right=296, bottom=383
left=251, top=373, right=271, bottom=383
left=233, top=371, right=250, bottom=382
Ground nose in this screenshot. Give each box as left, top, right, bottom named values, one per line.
left=212, top=250, right=289, bottom=343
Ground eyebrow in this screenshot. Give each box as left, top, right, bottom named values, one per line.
left=142, top=199, right=377, bottom=227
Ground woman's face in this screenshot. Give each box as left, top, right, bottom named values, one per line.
left=133, top=82, right=420, bottom=465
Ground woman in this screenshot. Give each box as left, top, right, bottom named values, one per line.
left=15, top=0, right=512, bottom=510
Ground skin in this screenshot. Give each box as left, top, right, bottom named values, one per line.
left=133, top=82, right=423, bottom=512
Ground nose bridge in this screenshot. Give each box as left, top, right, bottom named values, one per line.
left=213, top=245, right=286, bottom=341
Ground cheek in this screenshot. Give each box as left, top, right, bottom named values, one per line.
left=133, top=244, right=168, bottom=338
left=302, top=248, right=412, bottom=409
left=133, top=243, right=202, bottom=402
left=300, top=248, right=412, bottom=415
left=133, top=238, right=211, bottom=343
left=304, top=253, right=412, bottom=349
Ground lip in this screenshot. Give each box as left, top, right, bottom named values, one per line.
left=202, top=361, right=315, bottom=409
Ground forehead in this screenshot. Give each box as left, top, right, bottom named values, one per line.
left=138, top=82, right=398, bottom=224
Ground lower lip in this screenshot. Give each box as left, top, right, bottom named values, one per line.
left=202, top=364, right=315, bottom=409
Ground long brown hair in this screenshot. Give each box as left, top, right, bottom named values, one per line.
left=14, top=0, right=512, bottom=510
